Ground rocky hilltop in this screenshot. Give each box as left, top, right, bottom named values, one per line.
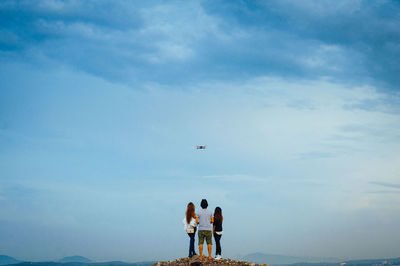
left=152, top=256, right=266, bottom=265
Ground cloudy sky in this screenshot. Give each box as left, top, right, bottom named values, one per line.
left=1, top=0, right=400, bottom=262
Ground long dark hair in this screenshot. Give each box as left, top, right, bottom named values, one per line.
left=214, top=207, right=223, bottom=224
left=186, top=202, right=195, bottom=224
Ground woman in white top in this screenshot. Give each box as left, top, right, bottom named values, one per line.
left=183, top=202, right=197, bottom=258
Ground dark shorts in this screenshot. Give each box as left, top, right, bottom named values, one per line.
left=198, top=230, right=212, bottom=245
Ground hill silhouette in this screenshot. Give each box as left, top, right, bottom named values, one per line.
left=0, top=255, right=20, bottom=265
left=58, top=256, right=92, bottom=263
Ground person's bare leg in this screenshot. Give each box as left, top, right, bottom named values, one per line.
left=199, top=244, right=203, bottom=258
left=208, top=244, right=212, bottom=260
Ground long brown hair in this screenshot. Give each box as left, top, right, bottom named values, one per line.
left=186, top=202, right=195, bottom=224
left=214, top=207, right=223, bottom=224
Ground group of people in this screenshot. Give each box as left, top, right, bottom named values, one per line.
left=183, top=199, right=223, bottom=260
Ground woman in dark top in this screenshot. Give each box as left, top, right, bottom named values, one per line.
left=213, top=207, right=223, bottom=259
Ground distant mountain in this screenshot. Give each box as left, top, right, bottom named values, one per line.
left=58, top=256, right=92, bottom=263
left=0, top=255, right=20, bottom=265
left=242, top=253, right=341, bottom=265
left=13, top=262, right=154, bottom=266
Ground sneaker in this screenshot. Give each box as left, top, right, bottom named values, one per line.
left=217, top=255, right=222, bottom=260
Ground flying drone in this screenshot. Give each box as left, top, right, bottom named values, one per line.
left=196, top=145, right=207, bottom=150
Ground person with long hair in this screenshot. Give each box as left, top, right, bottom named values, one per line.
left=183, top=202, right=197, bottom=258
left=213, top=207, right=223, bottom=259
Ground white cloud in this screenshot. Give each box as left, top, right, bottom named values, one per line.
left=203, top=174, right=265, bottom=182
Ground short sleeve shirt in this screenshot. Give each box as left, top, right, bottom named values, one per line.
left=196, top=208, right=213, bottom=231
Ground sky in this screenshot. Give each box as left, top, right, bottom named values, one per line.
left=1, top=0, right=400, bottom=263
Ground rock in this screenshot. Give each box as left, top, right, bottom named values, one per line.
left=151, top=256, right=264, bottom=265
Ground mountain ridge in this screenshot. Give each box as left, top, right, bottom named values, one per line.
left=0, top=255, right=20, bottom=265
left=58, top=256, right=92, bottom=263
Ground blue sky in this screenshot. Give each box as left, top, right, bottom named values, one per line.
left=1, top=0, right=400, bottom=262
